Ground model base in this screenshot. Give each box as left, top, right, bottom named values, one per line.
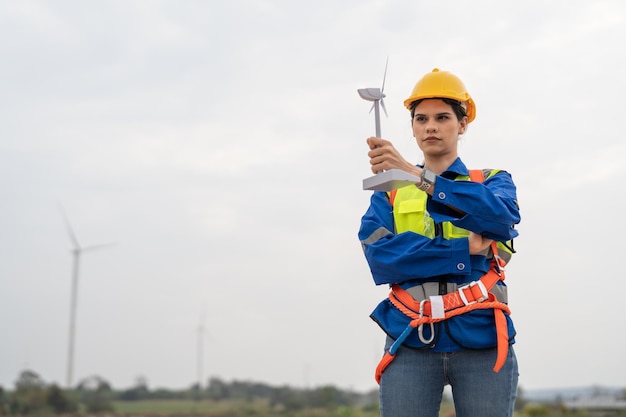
left=363, top=169, right=421, bottom=191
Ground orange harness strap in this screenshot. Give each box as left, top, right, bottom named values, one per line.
left=375, top=242, right=511, bottom=384
left=469, top=168, right=486, bottom=182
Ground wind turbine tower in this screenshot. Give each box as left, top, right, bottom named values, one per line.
left=60, top=206, right=113, bottom=388
left=197, top=311, right=207, bottom=392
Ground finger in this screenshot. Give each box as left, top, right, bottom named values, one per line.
left=366, top=137, right=379, bottom=150
left=369, top=155, right=382, bottom=169
left=371, top=161, right=385, bottom=174
left=368, top=147, right=386, bottom=158
left=367, top=137, right=387, bottom=149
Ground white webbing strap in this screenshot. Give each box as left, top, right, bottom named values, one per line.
left=429, top=295, right=445, bottom=319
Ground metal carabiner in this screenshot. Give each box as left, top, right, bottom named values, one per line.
left=418, top=299, right=435, bottom=344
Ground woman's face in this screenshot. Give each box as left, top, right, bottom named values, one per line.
left=411, top=99, right=468, bottom=158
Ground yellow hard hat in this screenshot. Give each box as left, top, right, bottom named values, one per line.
left=403, top=68, right=476, bottom=123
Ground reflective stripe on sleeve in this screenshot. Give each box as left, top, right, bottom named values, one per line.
left=361, top=226, right=393, bottom=245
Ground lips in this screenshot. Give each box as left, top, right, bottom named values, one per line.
left=424, top=136, right=439, bottom=141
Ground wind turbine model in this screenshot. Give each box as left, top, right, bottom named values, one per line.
left=60, top=206, right=114, bottom=388
left=359, top=59, right=422, bottom=192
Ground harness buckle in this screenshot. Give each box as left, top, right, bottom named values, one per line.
left=493, top=254, right=506, bottom=274
left=458, top=280, right=488, bottom=305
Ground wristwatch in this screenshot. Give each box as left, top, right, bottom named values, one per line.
left=418, top=168, right=437, bottom=191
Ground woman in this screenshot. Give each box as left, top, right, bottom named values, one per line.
left=358, top=68, right=521, bottom=417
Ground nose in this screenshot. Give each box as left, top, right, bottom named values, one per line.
left=426, top=121, right=438, bottom=133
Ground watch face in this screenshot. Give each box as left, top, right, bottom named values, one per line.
left=423, top=169, right=437, bottom=183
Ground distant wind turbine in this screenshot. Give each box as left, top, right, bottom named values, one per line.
left=197, top=310, right=207, bottom=392
left=59, top=205, right=114, bottom=388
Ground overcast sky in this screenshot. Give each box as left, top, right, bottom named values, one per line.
left=1, top=0, right=625, bottom=394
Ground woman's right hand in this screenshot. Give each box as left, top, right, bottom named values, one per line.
left=366, top=137, right=421, bottom=176
left=468, top=232, right=493, bottom=255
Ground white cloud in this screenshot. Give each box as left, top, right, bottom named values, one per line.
left=2, top=0, right=626, bottom=394
left=516, top=142, right=626, bottom=203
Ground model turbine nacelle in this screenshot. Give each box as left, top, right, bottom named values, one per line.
left=358, top=58, right=389, bottom=138
left=358, top=88, right=385, bottom=102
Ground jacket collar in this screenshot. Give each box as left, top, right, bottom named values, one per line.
left=419, top=157, right=469, bottom=179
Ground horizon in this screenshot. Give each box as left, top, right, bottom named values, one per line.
left=5, top=366, right=625, bottom=397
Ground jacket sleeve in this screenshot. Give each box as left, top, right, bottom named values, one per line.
left=358, top=191, right=471, bottom=285
left=427, top=170, right=520, bottom=241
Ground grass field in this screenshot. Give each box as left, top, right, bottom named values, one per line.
left=113, top=398, right=286, bottom=416
left=111, top=398, right=454, bottom=417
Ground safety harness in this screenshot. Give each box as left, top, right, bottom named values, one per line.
left=375, top=169, right=512, bottom=384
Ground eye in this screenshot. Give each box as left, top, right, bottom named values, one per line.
left=413, top=115, right=426, bottom=122
left=437, top=114, right=450, bottom=120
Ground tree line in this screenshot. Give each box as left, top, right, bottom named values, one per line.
left=0, top=369, right=380, bottom=416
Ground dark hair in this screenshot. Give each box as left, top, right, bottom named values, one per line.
left=409, top=98, right=467, bottom=121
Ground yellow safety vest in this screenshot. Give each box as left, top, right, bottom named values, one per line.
left=388, top=169, right=513, bottom=263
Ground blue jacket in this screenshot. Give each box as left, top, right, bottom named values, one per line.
left=359, top=158, right=521, bottom=351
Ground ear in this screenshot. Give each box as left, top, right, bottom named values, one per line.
left=458, top=117, right=468, bottom=135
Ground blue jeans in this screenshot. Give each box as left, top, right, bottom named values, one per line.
left=379, top=337, right=519, bottom=417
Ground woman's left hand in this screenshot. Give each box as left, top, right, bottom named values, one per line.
left=468, top=232, right=493, bottom=255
